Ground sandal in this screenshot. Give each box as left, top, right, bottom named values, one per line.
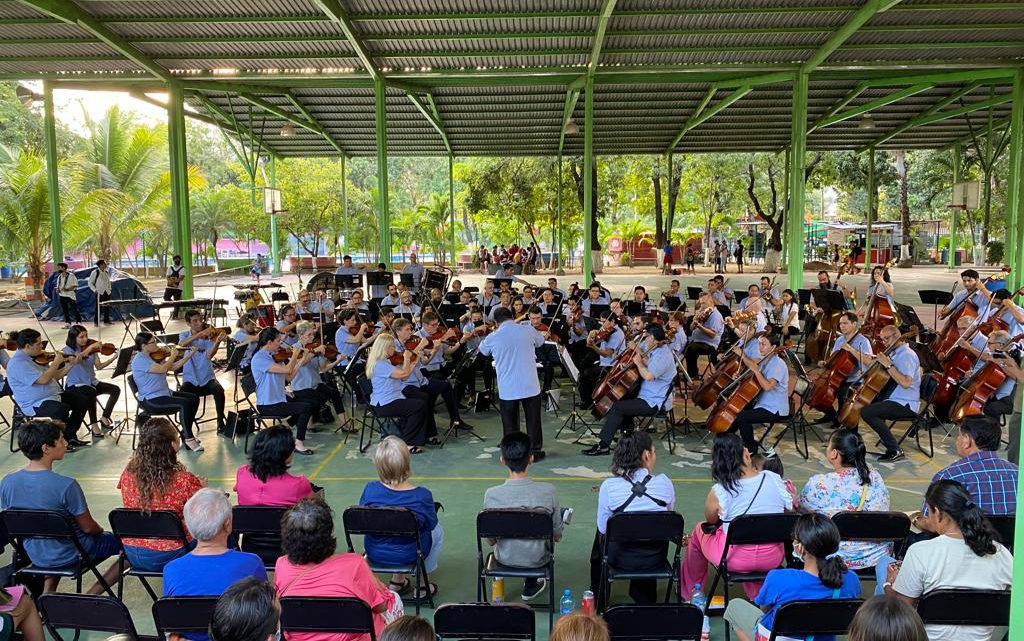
left=409, top=446, right=424, bottom=455
left=99, top=417, right=113, bottom=429
left=388, top=578, right=411, bottom=594
left=411, top=582, right=438, bottom=602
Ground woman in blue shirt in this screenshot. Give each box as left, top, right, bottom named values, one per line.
left=130, top=332, right=202, bottom=451
left=62, top=325, right=119, bottom=436
left=728, top=334, right=790, bottom=454
left=364, top=333, right=428, bottom=449
left=359, top=435, right=441, bottom=601
left=231, top=314, right=259, bottom=374
left=291, top=320, right=348, bottom=430
left=723, top=513, right=861, bottom=641
left=249, top=327, right=317, bottom=455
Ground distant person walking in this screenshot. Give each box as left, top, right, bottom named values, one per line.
left=662, top=241, right=674, bottom=275
left=685, top=244, right=695, bottom=273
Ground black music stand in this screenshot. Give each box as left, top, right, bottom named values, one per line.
left=423, top=269, right=447, bottom=293
left=586, top=304, right=610, bottom=319
left=919, top=289, right=954, bottom=330
left=624, top=301, right=645, bottom=317
left=335, top=274, right=362, bottom=290
left=111, top=346, right=137, bottom=445
left=662, top=295, right=683, bottom=312
left=365, top=271, right=393, bottom=300
left=554, top=350, right=599, bottom=442
left=398, top=273, right=415, bottom=289
left=438, top=304, right=466, bottom=327
left=687, top=286, right=703, bottom=302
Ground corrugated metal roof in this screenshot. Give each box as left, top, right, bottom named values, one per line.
left=0, top=0, right=1017, bottom=156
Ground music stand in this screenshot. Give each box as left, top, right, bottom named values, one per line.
left=492, top=277, right=513, bottom=292
left=398, top=273, right=415, bottom=289
left=335, top=274, right=362, bottom=290
left=554, top=348, right=599, bottom=442
left=687, top=286, right=703, bottom=302
left=662, top=295, right=683, bottom=312
left=423, top=269, right=447, bottom=294
left=811, top=288, right=846, bottom=351
left=110, top=346, right=137, bottom=444
left=438, top=304, right=466, bottom=327
left=586, top=304, right=610, bottom=319
left=624, top=301, right=645, bottom=317
left=919, top=289, right=954, bottom=330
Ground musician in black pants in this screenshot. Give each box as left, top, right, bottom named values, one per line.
left=577, top=312, right=625, bottom=408
left=859, top=326, right=920, bottom=463
left=728, top=335, right=790, bottom=454
left=685, top=296, right=724, bottom=378
left=87, top=260, right=113, bottom=325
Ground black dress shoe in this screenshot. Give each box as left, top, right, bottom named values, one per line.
left=531, top=450, right=546, bottom=462
left=877, top=449, right=905, bottom=462
left=452, top=419, right=475, bottom=431
left=69, top=438, right=91, bottom=447
left=581, top=443, right=610, bottom=456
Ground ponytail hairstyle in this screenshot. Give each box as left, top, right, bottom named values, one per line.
left=133, top=331, right=154, bottom=352
left=924, top=479, right=999, bottom=557
left=829, top=428, right=871, bottom=486
left=792, top=513, right=847, bottom=589
left=256, top=327, right=281, bottom=351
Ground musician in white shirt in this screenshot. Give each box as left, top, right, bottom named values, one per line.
left=55, top=262, right=81, bottom=328
left=87, top=260, right=113, bottom=326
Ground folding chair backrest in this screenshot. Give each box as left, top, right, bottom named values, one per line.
left=434, top=602, right=535, bottom=641
left=109, top=508, right=189, bottom=546
left=917, top=589, right=1010, bottom=627
left=920, top=373, right=939, bottom=402
left=987, top=514, right=1015, bottom=551
left=725, top=513, right=800, bottom=548
left=231, top=506, right=287, bottom=536
left=768, top=599, right=864, bottom=641
left=354, top=375, right=373, bottom=405
left=127, top=374, right=140, bottom=399
left=140, top=319, right=164, bottom=334
left=240, top=373, right=257, bottom=399
left=38, top=593, right=140, bottom=637
left=476, top=509, right=554, bottom=541
left=831, top=511, right=910, bottom=544
left=605, top=512, right=685, bottom=545
left=2, top=509, right=77, bottom=542
left=342, top=506, right=418, bottom=539
left=152, top=596, right=219, bottom=638
left=280, top=597, right=376, bottom=637
left=604, top=604, right=704, bottom=641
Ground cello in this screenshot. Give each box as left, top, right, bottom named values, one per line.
left=692, top=331, right=765, bottom=409
left=805, top=265, right=849, bottom=364
left=931, top=267, right=1009, bottom=355
left=838, top=327, right=918, bottom=428
left=806, top=338, right=862, bottom=412
left=949, top=335, right=1024, bottom=422
left=930, top=298, right=1010, bottom=412
left=859, top=259, right=899, bottom=353
left=705, top=343, right=790, bottom=434
left=591, top=336, right=664, bottom=419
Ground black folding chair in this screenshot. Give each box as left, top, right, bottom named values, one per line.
left=152, top=596, right=219, bottom=640
left=343, top=506, right=433, bottom=614
left=704, top=513, right=801, bottom=641
left=237, top=373, right=288, bottom=452
left=434, top=602, right=536, bottom=641
left=766, top=598, right=864, bottom=641
left=831, top=511, right=911, bottom=574
left=605, top=604, right=704, bottom=641
left=280, top=596, right=377, bottom=640
left=988, top=514, right=1015, bottom=552
left=2, top=509, right=117, bottom=597
left=230, top=505, right=288, bottom=571
left=108, top=508, right=190, bottom=601
left=476, top=509, right=556, bottom=627
left=123, top=374, right=182, bottom=450
left=917, top=588, right=1010, bottom=629
left=600, top=512, right=686, bottom=610
left=38, top=593, right=156, bottom=641
left=891, top=373, right=938, bottom=457
left=354, top=374, right=402, bottom=453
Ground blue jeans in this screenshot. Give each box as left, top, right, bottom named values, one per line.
left=124, top=541, right=194, bottom=572
left=424, top=525, right=444, bottom=574
left=874, top=554, right=895, bottom=595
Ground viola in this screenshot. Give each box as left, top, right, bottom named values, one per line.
left=84, top=339, right=117, bottom=356
left=430, top=327, right=462, bottom=346
left=348, top=322, right=374, bottom=337
left=838, top=328, right=918, bottom=428
left=589, top=325, right=614, bottom=345
left=706, top=344, right=791, bottom=434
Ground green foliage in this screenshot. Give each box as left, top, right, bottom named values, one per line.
left=987, top=240, right=1004, bottom=265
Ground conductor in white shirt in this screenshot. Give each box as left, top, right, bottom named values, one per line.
left=479, top=306, right=546, bottom=460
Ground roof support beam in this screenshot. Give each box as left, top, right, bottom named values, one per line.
left=861, top=94, right=1014, bottom=150
left=801, top=0, right=903, bottom=73
left=127, top=91, right=224, bottom=128
left=311, top=0, right=380, bottom=82
left=13, top=0, right=172, bottom=81
left=557, top=88, right=581, bottom=156
left=284, top=93, right=346, bottom=156
left=667, top=85, right=752, bottom=152
left=237, top=93, right=320, bottom=133
left=406, top=92, right=451, bottom=155
left=810, top=83, right=932, bottom=132
left=588, top=0, right=619, bottom=78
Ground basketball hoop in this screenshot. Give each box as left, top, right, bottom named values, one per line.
left=263, top=187, right=283, bottom=215
left=951, top=181, right=980, bottom=210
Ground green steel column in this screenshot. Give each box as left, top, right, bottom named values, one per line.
left=866, top=147, right=875, bottom=273
left=268, top=156, right=280, bottom=276
left=42, top=81, right=63, bottom=266
left=341, top=154, right=349, bottom=257
left=556, top=151, right=565, bottom=275
left=583, top=75, right=595, bottom=286
left=781, top=146, right=790, bottom=267
left=449, top=154, right=456, bottom=267
left=375, top=77, right=391, bottom=267
left=1007, top=68, right=1024, bottom=290
left=167, top=81, right=194, bottom=298
left=949, top=143, right=961, bottom=271
left=786, top=73, right=809, bottom=292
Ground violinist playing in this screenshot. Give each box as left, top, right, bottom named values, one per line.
left=581, top=324, right=675, bottom=456
left=275, top=305, right=300, bottom=346
left=667, top=311, right=687, bottom=358
left=250, top=327, right=316, bottom=455
left=62, top=325, right=120, bottom=437
left=365, top=333, right=429, bottom=452
left=660, top=280, right=685, bottom=313
left=416, top=311, right=476, bottom=435
left=954, top=329, right=1018, bottom=421
left=939, top=269, right=992, bottom=320
left=130, top=331, right=201, bottom=452
left=818, top=312, right=874, bottom=427
left=859, top=325, right=921, bottom=463
left=685, top=295, right=725, bottom=379
left=527, top=306, right=560, bottom=393
left=759, top=276, right=782, bottom=308
left=178, top=310, right=228, bottom=434
left=292, top=321, right=349, bottom=431
left=730, top=334, right=790, bottom=455
left=334, top=309, right=375, bottom=366
left=578, top=311, right=626, bottom=408
left=7, top=328, right=91, bottom=450
left=456, top=306, right=495, bottom=405
left=231, top=314, right=260, bottom=375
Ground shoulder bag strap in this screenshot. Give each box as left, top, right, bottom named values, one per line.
left=724, top=473, right=767, bottom=525
left=855, top=482, right=870, bottom=511
left=278, top=563, right=319, bottom=598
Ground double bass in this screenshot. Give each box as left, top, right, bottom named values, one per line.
left=859, top=259, right=899, bottom=353
left=706, top=343, right=790, bottom=434
left=838, top=328, right=918, bottom=428
left=949, top=336, right=1024, bottom=422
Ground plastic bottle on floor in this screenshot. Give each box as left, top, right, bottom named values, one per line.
left=559, top=589, right=575, bottom=615
left=691, top=583, right=711, bottom=641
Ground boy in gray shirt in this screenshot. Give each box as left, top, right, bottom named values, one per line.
left=483, top=432, right=563, bottom=601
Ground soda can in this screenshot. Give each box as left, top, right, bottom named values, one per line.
left=581, top=590, right=596, bottom=616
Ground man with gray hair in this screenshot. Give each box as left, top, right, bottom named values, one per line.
left=163, top=488, right=267, bottom=641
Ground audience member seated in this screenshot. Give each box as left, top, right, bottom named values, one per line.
left=588, top=431, right=675, bottom=608
left=0, top=419, right=122, bottom=593
left=483, top=432, right=564, bottom=602
left=209, top=577, right=280, bottom=641
left=921, top=415, right=1017, bottom=517
left=681, top=433, right=793, bottom=601
left=0, top=583, right=43, bottom=641
left=848, top=595, right=927, bottom=641
left=550, top=612, right=610, bottom=641
left=235, top=426, right=316, bottom=506
left=798, top=429, right=891, bottom=577
left=163, top=489, right=267, bottom=641
left=752, top=451, right=797, bottom=510
left=359, top=436, right=443, bottom=603
left=886, top=479, right=1012, bottom=641
left=274, top=498, right=397, bottom=641
left=118, top=417, right=204, bottom=572
left=723, top=513, right=862, bottom=641
left=380, top=616, right=434, bottom=641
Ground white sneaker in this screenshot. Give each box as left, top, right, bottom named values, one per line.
left=522, top=578, right=547, bottom=601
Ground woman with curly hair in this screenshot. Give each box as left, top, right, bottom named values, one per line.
left=117, top=417, right=205, bottom=571
left=274, top=498, right=396, bottom=641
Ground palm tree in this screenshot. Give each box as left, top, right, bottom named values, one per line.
left=416, top=192, right=456, bottom=265
left=192, top=185, right=245, bottom=266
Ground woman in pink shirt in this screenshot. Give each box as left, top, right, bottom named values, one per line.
left=235, top=426, right=315, bottom=506
left=276, top=498, right=395, bottom=641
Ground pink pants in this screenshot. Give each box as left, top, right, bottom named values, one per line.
left=680, top=522, right=785, bottom=601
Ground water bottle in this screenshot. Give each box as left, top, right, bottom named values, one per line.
left=559, top=589, right=576, bottom=615
left=701, top=615, right=711, bottom=641
left=690, top=583, right=707, bottom=610
left=491, top=577, right=504, bottom=603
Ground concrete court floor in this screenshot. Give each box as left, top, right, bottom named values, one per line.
left=0, top=262, right=987, bottom=637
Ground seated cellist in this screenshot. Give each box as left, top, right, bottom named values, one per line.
left=859, top=325, right=921, bottom=463
left=729, top=334, right=790, bottom=455
left=819, top=312, right=874, bottom=427
left=939, top=269, right=991, bottom=320
left=954, top=329, right=1018, bottom=420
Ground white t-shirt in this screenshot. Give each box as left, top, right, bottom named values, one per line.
left=892, top=535, right=1012, bottom=641
left=712, top=470, right=792, bottom=532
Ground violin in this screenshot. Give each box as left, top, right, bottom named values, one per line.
left=589, top=325, right=614, bottom=345
left=404, top=336, right=434, bottom=351
left=272, top=346, right=294, bottom=363
left=150, top=345, right=196, bottom=363
left=307, top=340, right=339, bottom=360
left=83, top=339, right=117, bottom=356
left=32, top=351, right=59, bottom=365
left=430, top=327, right=462, bottom=345
left=348, top=322, right=374, bottom=337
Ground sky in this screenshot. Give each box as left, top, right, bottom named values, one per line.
left=22, top=82, right=198, bottom=134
